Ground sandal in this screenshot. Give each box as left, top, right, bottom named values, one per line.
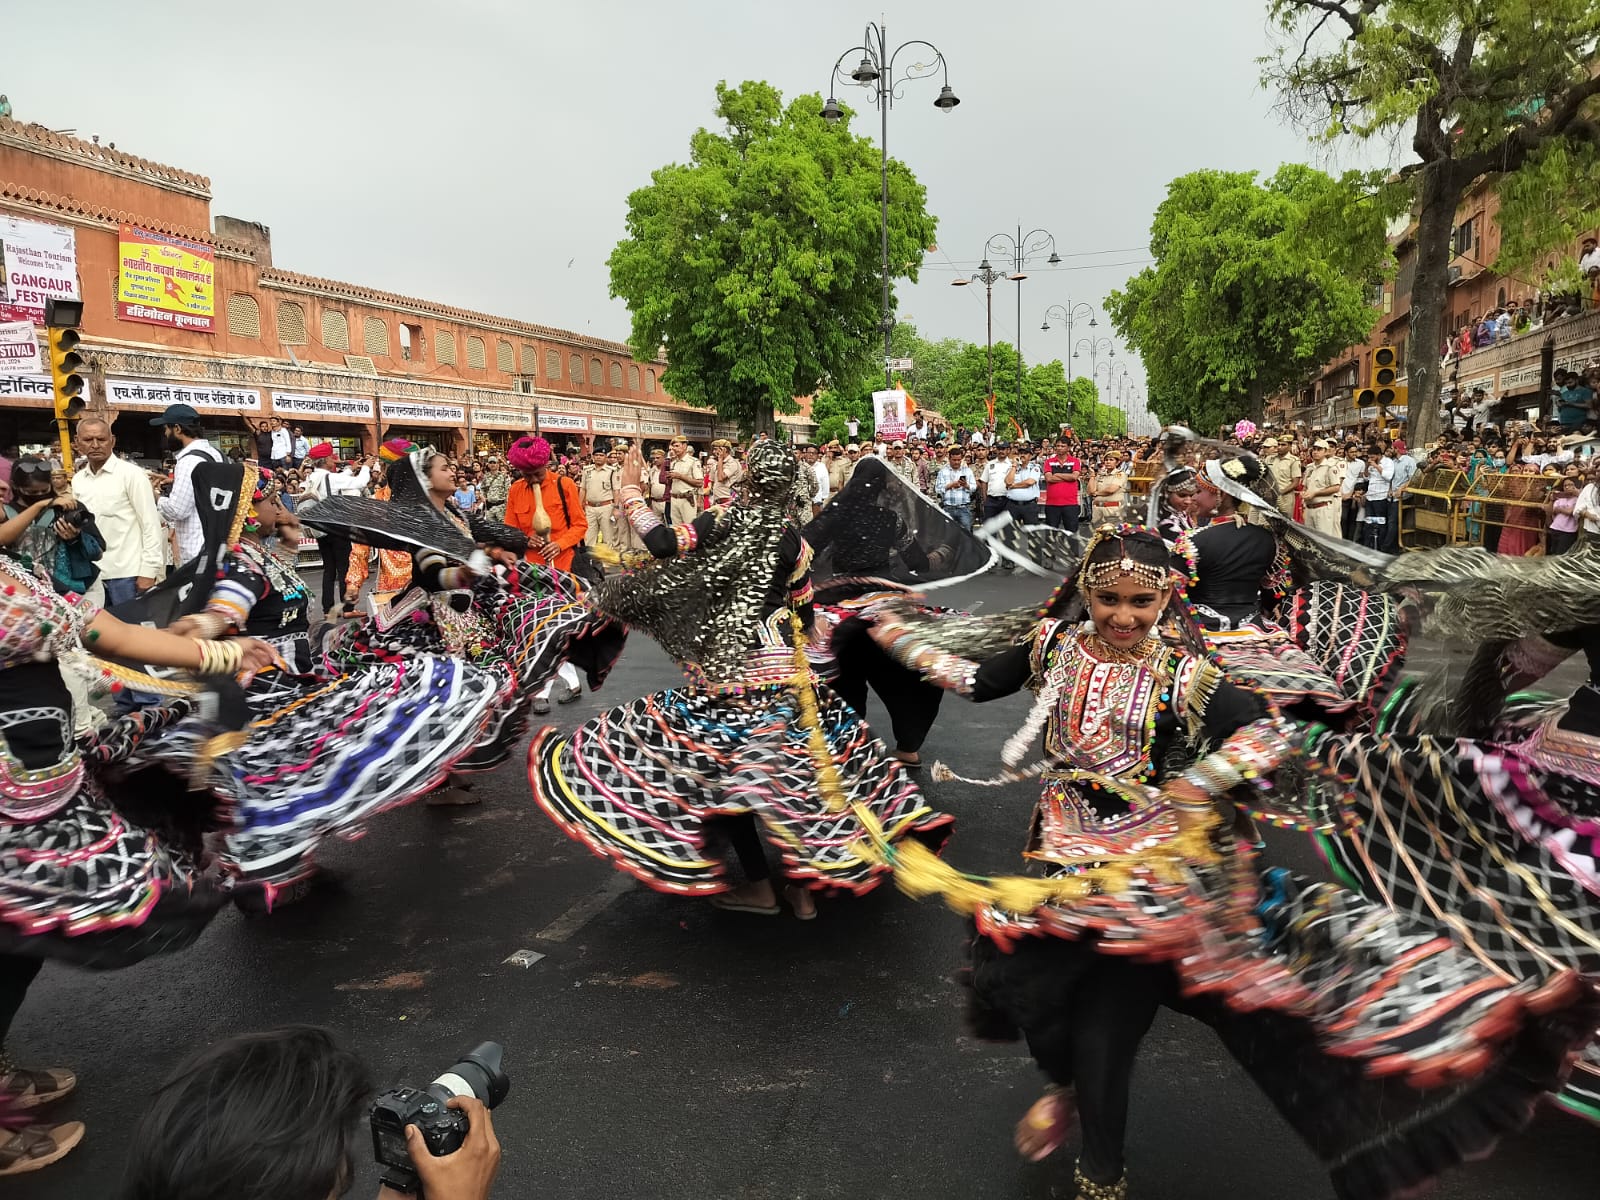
left=0, top=1121, right=85, bottom=1176
left=0, top=1065, right=77, bottom=1110
left=784, top=885, right=818, bottom=921
left=893, top=750, right=922, bottom=769
left=709, top=895, right=781, bottom=916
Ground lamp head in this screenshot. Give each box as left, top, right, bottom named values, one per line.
left=1047, top=251, right=1061, bottom=264
left=821, top=96, right=843, bottom=123
left=934, top=84, right=960, bottom=111
left=851, top=57, right=880, bottom=84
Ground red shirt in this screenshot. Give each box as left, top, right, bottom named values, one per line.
left=1042, top=455, right=1081, bottom=506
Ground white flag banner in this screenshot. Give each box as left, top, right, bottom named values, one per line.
left=0, top=321, right=40, bottom=375
left=873, top=388, right=908, bottom=441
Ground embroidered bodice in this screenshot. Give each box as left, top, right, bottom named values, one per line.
left=0, top=555, right=98, bottom=669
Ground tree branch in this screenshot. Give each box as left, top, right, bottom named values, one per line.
left=1462, top=71, right=1600, bottom=179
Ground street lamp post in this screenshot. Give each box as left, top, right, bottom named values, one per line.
left=951, top=258, right=1005, bottom=409
left=823, top=23, right=960, bottom=390
left=1073, top=336, right=1116, bottom=439
left=985, top=225, right=1059, bottom=418
left=1042, top=300, right=1098, bottom=432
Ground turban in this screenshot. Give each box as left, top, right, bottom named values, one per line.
left=379, top=438, right=415, bottom=462
left=307, top=442, right=335, bottom=460
left=508, top=436, right=552, bottom=471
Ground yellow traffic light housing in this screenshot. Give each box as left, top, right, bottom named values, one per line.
left=44, top=303, right=85, bottom=470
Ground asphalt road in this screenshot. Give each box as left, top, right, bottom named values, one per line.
left=13, top=572, right=1598, bottom=1200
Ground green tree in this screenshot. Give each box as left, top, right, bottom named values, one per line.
left=810, top=386, right=874, bottom=445
left=1263, top=0, right=1600, bottom=445
left=608, top=81, right=937, bottom=432
left=1105, top=165, right=1391, bottom=432
left=887, top=322, right=965, bottom=414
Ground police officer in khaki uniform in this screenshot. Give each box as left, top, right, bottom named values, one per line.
left=667, top=437, right=703, bottom=524
left=1301, top=439, right=1344, bottom=537
left=580, top=447, right=618, bottom=549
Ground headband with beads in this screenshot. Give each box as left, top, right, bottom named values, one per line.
left=1076, top=523, right=1181, bottom=594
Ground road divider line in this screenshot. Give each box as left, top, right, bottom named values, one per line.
left=535, top=874, right=633, bottom=943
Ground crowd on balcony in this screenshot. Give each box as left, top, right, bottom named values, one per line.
left=1441, top=236, right=1600, bottom=364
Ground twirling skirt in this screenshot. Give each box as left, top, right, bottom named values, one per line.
left=324, top=563, right=625, bottom=769
left=527, top=683, right=954, bottom=896
left=1307, top=712, right=1600, bottom=1125
left=969, top=826, right=1598, bottom=1200
left=126, top=655, right=507, bottom=893
left=0, top=700, right=226, bottom=969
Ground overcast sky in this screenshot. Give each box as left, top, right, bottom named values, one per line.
left=5, top=0, right=1365, bottom=418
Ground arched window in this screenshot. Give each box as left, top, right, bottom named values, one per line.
left=321, top=309, right=350, bottom=351
left=436, top=330, right=458, bottom=366
left=588, top=357, right=603, bottom=385
left=645, top=369, right=656, bottom=394
left=1496, top=286, right=1507, bottom=307
left=629, top=365, right=640, bottom=390
left=546, top=349, right=563, bottom=379
left=278, top=301, right=307, bottom=345
left=226, top=294, right=261, bottom=339
left=609, top=361, right=624, bottom=388
left=363, top=316, right=389, bottom=356
left=466, top=335, right=487, bottom=369
left=502, top=342, right=520, bottom=373
left=569, top=353, right=583, bottom=384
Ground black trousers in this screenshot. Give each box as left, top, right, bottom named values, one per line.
left=830, top=617, right=945, bottom=753
left=316, top=533, right=351, bottom=610
left=0, top=954, right=42, bottom=1047
left=1042, top=504, right=1081, bottom=533
left=725, top=815, right=771, bottom=883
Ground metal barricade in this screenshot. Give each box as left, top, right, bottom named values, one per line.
left=1398, top=466, right=1467, bottom=549
left=1459, top=471, right=1552, bottom=555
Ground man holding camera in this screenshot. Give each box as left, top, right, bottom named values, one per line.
left=122, top=1027, right=503, bottom=1200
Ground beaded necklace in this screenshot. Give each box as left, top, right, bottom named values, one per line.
left=1049, top=626, right=1173, bottom=784
left=233, top=539, right=308, bottom=601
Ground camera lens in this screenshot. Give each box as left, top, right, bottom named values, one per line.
left=430, top=1042, right=510, bottom=1109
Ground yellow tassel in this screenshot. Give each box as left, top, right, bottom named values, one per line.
left=783, top=612, right=1220, bottom=916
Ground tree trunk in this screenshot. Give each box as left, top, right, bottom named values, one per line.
left=1405, top=160, right=1463, bottom=449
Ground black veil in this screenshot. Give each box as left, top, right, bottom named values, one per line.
left=801, top=457, right=994, bottom=587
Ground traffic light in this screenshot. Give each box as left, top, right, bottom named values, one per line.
left=44, top=299, right=85, bottom=469
left=1358, top=346, right=1405, bottom=425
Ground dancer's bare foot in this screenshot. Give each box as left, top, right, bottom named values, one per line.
left=893, top=749, right=921, bottom=767
left=784, top=885, right=818, bottom=920
left=1014, top=1087, right=1075, bottom=1162
left=710, top=881, right=780, bottom=915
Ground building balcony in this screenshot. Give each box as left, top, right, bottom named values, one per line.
left=1441, top=309, right=1600, bottom=398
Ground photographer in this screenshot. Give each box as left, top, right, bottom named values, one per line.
left=121, top=1027, right=501, bottom=1200
left=0, top=456, right=103, bottom=598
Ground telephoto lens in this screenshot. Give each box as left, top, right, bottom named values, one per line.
left=370, top=1042, right=510, bottom=1195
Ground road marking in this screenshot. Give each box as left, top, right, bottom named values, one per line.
left=535, top=874, right=632, bottom=943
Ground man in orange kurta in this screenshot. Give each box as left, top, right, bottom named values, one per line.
left=504, top=435, right=586, bottom=573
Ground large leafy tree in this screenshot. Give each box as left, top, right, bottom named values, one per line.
left=1263, top=0, right=1600, bottom=445
left=1105, top=165, right=1391, bottom=432
left=608, top=81, right=937, bottom=431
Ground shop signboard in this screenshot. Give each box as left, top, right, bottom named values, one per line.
left=0, top=373, right=54, bottom=401
left=272, top=391, right=376, bottom=420
left=639, top=418, right=680, bottom=437
left=680, top=420, right=714, bottom=439
left=106, top=378, right=261, bottom=412
left=472, top=406, right=527, bottom=427
left=0, top=216, right=79, bottom=325
left=116, top=224, right=216, bottom=333
left=591, top=415, right=638, bottom=435
left=380, top=399, right=466, bottom=425
left=535, top=411, right=589, bottom=433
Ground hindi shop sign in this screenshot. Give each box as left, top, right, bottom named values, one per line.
left=0, top=216, right=79, bottom=325
left=0, top=322, right=40, bottom=375
left=590, top=416, right=639, bottom=435
left=680, top=421, right=714, bottom=439
left=380, top=399, right=466, bottom=425
left=106, top=378, right=262, bottom=413
left=535, top=411, right=589, bottom=433
left=472, top=406, right=527, bottom=427
left=271, top=391, right=376, bottom=420
left=639, top=419, right=680, bottom=437
left=0, top=374, right=55, bottom=401
left=116, top=224, right=216, bottom=333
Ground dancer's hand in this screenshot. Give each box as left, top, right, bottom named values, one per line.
left=618, top=445, right=645, bottom=491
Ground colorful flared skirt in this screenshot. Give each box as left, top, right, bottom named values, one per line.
left=128, top=655, right=507, bottom=891
left=1307, top=715, right=1600, bottom=1125
left=969, top=832, right=1597, bottom=1200
left=0, top=704, right=226, bottom=968
left=527, top=683, right=954, bottom=896
left=1285, top=581, right=1410, bottom=727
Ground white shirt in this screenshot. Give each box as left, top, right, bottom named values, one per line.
left=1363, top=457, right=1396, bottom=504
left=270, top=426, right=293, bottom=461
left=981, top=457, right=1012, bottom=497
left=968, top=430, right=989, bottom=446
left=72, top=454, right=164, bottom=581
left=810, top=459, right=830, bottom=504
left=155, top=438, right=225, bottom=562
left=1577, top=482, right=1600, bottom=534
left=327, top=466, right=370, bottom=497
left=1581, top=248, right=1600, bottom=276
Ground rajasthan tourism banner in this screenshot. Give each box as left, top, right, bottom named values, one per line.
left=0, top=216, right=79, bottom=324
left=116, top=224, right=215, bottom=333
left=873, top=387, right=909, bottom=441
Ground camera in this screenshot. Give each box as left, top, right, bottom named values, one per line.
left=370, top=1042, right=509, bottom=1195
